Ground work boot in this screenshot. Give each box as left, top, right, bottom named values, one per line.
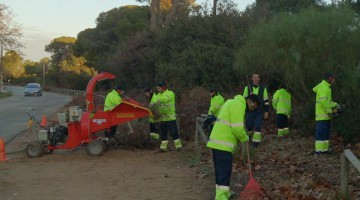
left=174, top=139, right=182, bottom=151
left=150, top=133, right=160, bottom=140
left=215, top=186, right=230, bottom=200
left=160, top=140, right=168, bottom=152
left=283, top=128, right=290, bottom=135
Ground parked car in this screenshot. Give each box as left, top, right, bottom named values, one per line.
left=24, top=83, right=42, bottom=96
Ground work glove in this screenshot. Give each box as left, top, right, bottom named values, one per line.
left=150, top=133, right=160, bottom=140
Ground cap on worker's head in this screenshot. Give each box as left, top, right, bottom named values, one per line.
left=114, top=85, right=124, bottom=91
left=324, top=72, right=334, bottom=80
left=157, top=81, right=166, bottom=88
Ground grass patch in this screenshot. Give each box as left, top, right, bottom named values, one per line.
left=0, top=91, right=12, bottom=99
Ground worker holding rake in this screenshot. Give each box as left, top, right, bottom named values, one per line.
left=207, top=95, right=249, bottom=200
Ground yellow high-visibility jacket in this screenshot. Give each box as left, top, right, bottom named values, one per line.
left=208, top=94, right=225, bottom=117
left=155, top=89, right=176, bottom=122
left=207, top=95, right=249, bottom=153
left=313, top=80, right=337, bottom=121
left=104, top=90, right=122, bottom=111
left=272, top=88, right=292, bottom=117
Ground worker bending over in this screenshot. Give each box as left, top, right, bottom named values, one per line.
left=243, top=72, right=269, bottom=147
left=207, top=95, right=249, bottom=200
left=272, top=83, right=292, bottom=137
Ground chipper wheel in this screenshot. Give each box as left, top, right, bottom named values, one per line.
left=86, top=140, right=106, bottom=156
left=26, top=141, right=44, bottom=158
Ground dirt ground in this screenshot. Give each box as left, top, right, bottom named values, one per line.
left=0, top=126, right=215, bottom=200
left=1, top=111, right=360, bottom=200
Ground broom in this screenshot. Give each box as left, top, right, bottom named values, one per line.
left=238, top=143, right=263, bottom=200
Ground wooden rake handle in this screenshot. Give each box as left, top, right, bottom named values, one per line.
left=246, top=142, right=253, bottom=177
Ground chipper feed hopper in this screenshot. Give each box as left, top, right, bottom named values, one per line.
left=26, top=72, right=152, bottom=157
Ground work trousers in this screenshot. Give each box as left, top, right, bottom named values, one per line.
left=245, top=109, right=263, bottom=132
left=277, top=114, right=288, bottom=129
left=315, top=120, right=331, bottom=153
left=150, top=122, right=159, bottom=134
left=212, top=149, right=233, bottom=187
left=159, top=120, right=179, bottom=141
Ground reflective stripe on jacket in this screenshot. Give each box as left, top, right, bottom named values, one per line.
left=272, top=88, right=291, bottom=117
left=104, top=90, right=122, bottom=111
left=208, top=94, right=225, bottom=117
left=313, top=80, right=337, bottom=121
left=156, top=89, right=176, bottom=121
left=207, top=95, right=249, bottom=153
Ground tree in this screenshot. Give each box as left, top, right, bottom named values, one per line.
left=74, top=6, right=150, bottom=71
left=0, top=4, right=23, bottom=50
left=45, top=36, right=77, bottom=72
left=2, top=50, right=23, bottom=78
left=0, top=3, right=23, bottom=92
left=234, top=7, right=360, bottom=142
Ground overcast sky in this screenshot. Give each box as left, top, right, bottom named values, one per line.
left=2, top=0, right=330, bottom=61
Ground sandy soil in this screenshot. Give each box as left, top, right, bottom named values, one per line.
left=0, top=128, right=214, bottom=200
left=1, top=121, right=360, bottom=200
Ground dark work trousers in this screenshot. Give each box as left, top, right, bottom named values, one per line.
left=212, top=149, right=233, bottom=186
left=316, top=120, right=331, bottom=141
left=245, top=109, right=263, bottom=132
left=277, top=114, right=288, bottom=129
left=159, top=120, right=180, bottom=141
left=150, top=122, right=159, bottom=133
left=315, top=120, right=331, bottom=153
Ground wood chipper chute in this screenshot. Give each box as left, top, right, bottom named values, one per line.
left=26, top=72, right=152, bottom=157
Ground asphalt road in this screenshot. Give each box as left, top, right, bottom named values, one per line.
left=0, top=86, right=72, bottom=143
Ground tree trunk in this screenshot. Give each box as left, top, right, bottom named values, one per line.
left=212, top=0, right=218, bottom=16
left=150, top=0, right=160, bottom=31
left=164, top=0, right=180, bottom=26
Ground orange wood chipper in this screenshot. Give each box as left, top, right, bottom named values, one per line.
left=26, top=72, right=152, bottom=157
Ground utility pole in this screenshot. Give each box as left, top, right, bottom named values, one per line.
left=42, top=62, right=45, bottom=88
left=0, top=44, right=3, bottom=93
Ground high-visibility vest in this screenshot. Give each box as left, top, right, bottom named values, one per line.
left=208, top=94, right=225, bottom=117
left=272, top=88, right=291, bottom=117
left=207, top=95, right=249, bottom=153
left=243, top=84, right=269, bottom=111
left=313, top=80, right=337, bottom=121
left=104, top=90, right=122, bottom=111
left=156, top=89, right=176, bottom=121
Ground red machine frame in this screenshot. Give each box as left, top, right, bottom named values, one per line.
left=47, top=72, right=152, bottom=151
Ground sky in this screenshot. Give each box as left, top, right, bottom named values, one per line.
left=2, top=0, right=331, bottom=61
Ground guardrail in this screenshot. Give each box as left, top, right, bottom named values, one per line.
left=195, top=115, right=208, bottom=149
left=340, top=149, right=360, bottom=199
left=50, top=88, right=85, bottom=96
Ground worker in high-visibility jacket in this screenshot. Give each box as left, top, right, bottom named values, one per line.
left=313, top=72, right=338, bottom=155
left=272, top=85, right=292, bottom=137
left=204, top=88, right=225, bottom=132
left=154, top=82, right=182, bottom=151
left=145, top=87, right=160, bottom=140
left=208, top=88, right=225, bottom=117
left=207, top=95, right=249, bottom=200
left=104, top=85, right=125, bottom=138
left=243, top=72, right=269, bottom=147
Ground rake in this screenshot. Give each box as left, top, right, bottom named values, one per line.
left=238, top=143, right=263, bottom=200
